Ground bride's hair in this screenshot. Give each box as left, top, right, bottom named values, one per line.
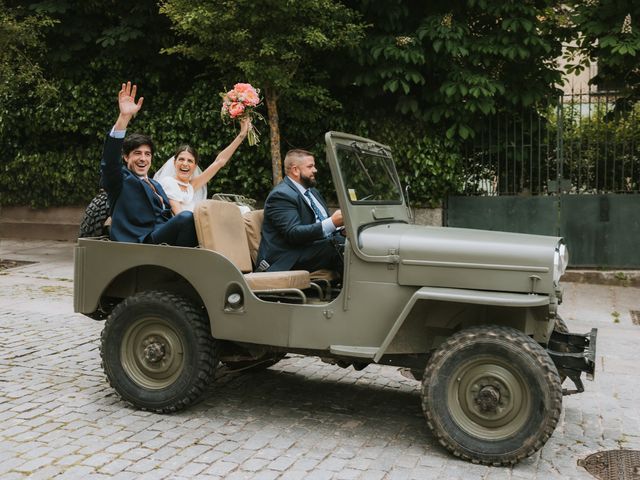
left=173, top=144, right=199, bottom=165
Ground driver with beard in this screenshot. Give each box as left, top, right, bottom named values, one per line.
left=256, top=149, right=345, bottom=273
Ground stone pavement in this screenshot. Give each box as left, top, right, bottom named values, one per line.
left=0, top=239, right=639, bottom=480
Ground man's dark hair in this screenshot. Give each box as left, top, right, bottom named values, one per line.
left=123, top=133, right=155, bottom=156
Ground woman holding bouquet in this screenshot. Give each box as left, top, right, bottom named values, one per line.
left=155, top=117, right=250, bottom=215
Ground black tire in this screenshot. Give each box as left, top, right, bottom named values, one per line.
left=79, top=191, right=110, bottom=238
left=100, top=291, right=218, bottom=413
left=421, top=326, right=562, bottom=466
left=554, top=315, right=568, bottom=333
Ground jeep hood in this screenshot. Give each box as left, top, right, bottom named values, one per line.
left=359, top=223, right=561, bottom=295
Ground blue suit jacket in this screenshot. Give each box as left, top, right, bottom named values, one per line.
left=100, top=134, right=172, bottom=243
left=257, top=176, right=330, bottom=271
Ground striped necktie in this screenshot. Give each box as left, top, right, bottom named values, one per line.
left=142, top=177, right=165, bottom=207
left=304, top=190, right=326, bottom=222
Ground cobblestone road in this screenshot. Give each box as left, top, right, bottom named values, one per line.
left=1, top=240, right=639, bottom=479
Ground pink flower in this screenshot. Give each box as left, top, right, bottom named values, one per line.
left=233, top=83, right=260, bottom=106
left=219, top=82, right=263, bottom=146
left=228, top=101, right=245, bottom=118
left=225, top=90, right=238, bottom=102
left=234, top=83, right=253, bottom=93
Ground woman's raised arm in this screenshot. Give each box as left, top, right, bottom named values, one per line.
left=191, top=117, right=250, bottom=192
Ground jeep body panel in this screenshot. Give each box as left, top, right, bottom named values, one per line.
left=75, top=238, right=420, bottom=352
left=75, top=131, right=566, bottom=360
left=359, top=223, right=560, bottom=294
left=374, top=286, right=552, bottom=362
left=75, top=237, right=552, bottom=360
left=75, top=239, right=418, bottom=354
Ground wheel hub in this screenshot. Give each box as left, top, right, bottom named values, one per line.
left=121, top=316, right=185, bottom=390
left=143, top=339, right=166, bottom=364
left=475, top=385, right=501, bottom=413
left=448, top=359, right=531, bottom=440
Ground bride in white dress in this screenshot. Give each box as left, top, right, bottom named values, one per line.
left=154, top=117, right=250, bottom=214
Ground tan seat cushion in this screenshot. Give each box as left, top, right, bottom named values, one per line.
left=310, top=269, right=339, bottom=282
left=194, top=200, right=253, bottom=273
left=244, top=270, right=310, bottom=290
left=195, top=200, right=310, bottom=291
left=243, top=208, right=339, bottom=282
left=243, top=209, right=264, bottom=265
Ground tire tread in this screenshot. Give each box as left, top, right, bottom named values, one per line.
left=79, top=191, right=110, bottom=238
left=100, top=290, right=218, bottom=413
left=421, top=325, right=562, bottom=466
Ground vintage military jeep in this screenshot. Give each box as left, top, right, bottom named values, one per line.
left=74, top=132, right=596, bottom=465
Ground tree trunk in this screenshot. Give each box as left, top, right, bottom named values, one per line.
left=265, top=88, right=282, bottom=185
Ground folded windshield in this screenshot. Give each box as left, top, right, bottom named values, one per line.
left=336, top=143, right=403, bottom=205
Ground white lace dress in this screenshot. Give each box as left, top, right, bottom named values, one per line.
left=158, top=176, right=196, bottom=212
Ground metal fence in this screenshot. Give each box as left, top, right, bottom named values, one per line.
left=461, top=89, right=640, bottom=196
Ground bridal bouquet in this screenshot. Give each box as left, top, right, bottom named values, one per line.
left=220, top=83, right=263, bottom=146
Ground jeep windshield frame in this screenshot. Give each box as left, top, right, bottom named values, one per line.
left=336, top=142, right=403, bottom=206
left=325, top=131, right=411, bottom=264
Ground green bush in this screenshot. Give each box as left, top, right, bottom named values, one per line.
left=550, top=99, right=640, bottom=193
left=0, top=77, right=462, bottom=208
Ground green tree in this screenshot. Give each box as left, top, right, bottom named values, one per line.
left=0, top=1, right=55, bottom=108
left=0, top=0, right=206, bottom=207
left=160, top=0, right=365, bottom=185
left=565, top=1, right=640, bottom=101
left=339, top=0, right=568, bottom=140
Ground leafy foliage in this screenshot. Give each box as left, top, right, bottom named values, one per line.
left=0, top=1, right=56, bottom=109
left=160, top=0, right=365, bottom=184
left=552, top=98, right=640, bottom=193
left=565, top=1, right=640, bottom=101
left=2, top=0, right=620, bottom=210
left=342, top=0, right=568, bottom=140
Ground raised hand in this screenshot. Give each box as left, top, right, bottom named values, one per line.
left=118, top=81, right=144, bottom=118
left=113, top=81, right=144, bottom=131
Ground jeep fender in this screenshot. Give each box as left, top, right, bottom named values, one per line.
left=373, top=286, right=551, bottom=362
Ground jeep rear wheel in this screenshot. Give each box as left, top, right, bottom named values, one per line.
left=421, top=326, right=562, bottom=466
left=100, top=291, right=218, bottom=413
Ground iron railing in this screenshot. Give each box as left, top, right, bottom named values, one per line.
left=461, top=89, right=640, bottom=196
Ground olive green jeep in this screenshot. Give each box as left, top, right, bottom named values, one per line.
left=74, top=132, right=596, bottom=465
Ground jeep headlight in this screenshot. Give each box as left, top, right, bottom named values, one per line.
left=553, top=243, right=569, bottom=285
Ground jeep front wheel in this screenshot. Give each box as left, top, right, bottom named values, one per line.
left=421, top=326, right=562, bottom=466
left=100, top=291, right=218, bottom=413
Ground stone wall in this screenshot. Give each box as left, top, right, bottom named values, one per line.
left=0, top=205, right=444, bottom=242
left=0, top=206, right=85, bottom=242
left=413, top=207, right=443, bottom=226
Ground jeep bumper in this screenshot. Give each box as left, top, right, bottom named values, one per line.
left=547, top=328, right=597, bottom=395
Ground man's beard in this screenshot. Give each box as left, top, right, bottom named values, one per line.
left=300, top=173, right=317, bottom=189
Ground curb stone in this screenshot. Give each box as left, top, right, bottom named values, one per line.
left=562, top=270, right=640, bottom=288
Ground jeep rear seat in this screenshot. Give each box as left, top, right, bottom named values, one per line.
left=193, top=200, right=310, bottom=292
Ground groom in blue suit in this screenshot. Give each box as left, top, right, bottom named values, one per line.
left=257, top=149, right=345, bottom=273
left=101, top=82, right=197, bottom=247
